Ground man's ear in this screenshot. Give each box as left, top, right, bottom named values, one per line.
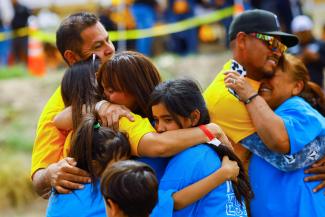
left=190, top=109, right=201, bottom=127
left=292, top=80, right=304, bottom=96
left=235, top=32, right=247, bottom=50
left=64, top=50, right=79, bottom=66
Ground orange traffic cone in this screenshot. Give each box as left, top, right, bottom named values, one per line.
left=234, top=0, right=245, bottom=16
left=28, top=31, right=45, bottom=77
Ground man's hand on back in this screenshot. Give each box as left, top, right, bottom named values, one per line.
left=304, top=156, right=325, bottom=193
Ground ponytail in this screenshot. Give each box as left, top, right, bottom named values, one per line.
left=205, top=143, right=254, bottom=208
left=70, top=113, right=131, bottom=183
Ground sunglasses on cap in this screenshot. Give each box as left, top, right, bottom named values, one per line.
left=250, top=33, right=287, bottom=54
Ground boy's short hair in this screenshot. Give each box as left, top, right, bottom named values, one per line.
left=100, top=160, right=158, bottom=217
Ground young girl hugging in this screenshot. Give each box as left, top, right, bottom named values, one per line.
left=46, top=113, right=131, bottom=217
left=149, top=79, right=253, bottom=217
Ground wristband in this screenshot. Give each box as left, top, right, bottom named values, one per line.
left=244, top=93, right=259, bottom=105
left=95, top=100, right=109, bottom=112
left=199, top=125, right=214, bottom=141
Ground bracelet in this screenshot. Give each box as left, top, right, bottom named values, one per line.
left=95, top=100, right=109, bottom=112
left=244, top=93, right=259, bottom=105
left=199, top=125, right=214, bottom=141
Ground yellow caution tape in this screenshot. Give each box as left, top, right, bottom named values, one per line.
left=0, top=6, right=233, bottom=43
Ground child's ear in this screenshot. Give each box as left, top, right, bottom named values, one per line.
left=106, top=199, right=120, bottom=217
left=190, top=109, right=201, bottom=127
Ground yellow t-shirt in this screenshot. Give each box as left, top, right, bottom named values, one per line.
left=203, top=60, right=260, bottom=144
left=119, top=114, right=156, bottom=156
left=31, top=86, right=67, bottom=177
left=31, top=87, right=155, bottom=177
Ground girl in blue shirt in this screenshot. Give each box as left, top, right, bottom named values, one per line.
left=149, top=79, right=253, bottom=217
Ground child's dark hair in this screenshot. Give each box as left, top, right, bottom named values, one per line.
left=61, top=58, right=102, bottom=130
left=100, top=160, right=158, bottom=217
left=148, top=79, right=254, bottom=206
left=70, top=113, right=131, bottom=183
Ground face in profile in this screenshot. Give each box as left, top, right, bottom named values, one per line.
left=78, top=22, right=115, bottom=63
left=243, top=33, right=283, bottom=80
left=101, top=81, right=136, bottom=110
left=258, top=67, right=298, bottom=109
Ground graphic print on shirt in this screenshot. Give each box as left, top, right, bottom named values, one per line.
left=225, top=181, right=247, bottom=216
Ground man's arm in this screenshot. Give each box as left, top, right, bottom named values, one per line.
left=225, top=72, right=289, bottom=153
left=32, top=158, right=91, bottom=198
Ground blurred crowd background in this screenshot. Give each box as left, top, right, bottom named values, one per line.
left=1, top=0, right=325, bottom=216
left=0, top=0, right=325, bottom=73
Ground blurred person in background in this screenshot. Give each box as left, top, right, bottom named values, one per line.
left=250, top=0, right=302, bottom=33
left=322, top=23, right=325, bottom=41
left=289, top=15, right=325, bottom=89
left=0, top=16, right=11, bottom=66
left=98, top=6, right=118, bottom=49
left=99, top=1, right=136, bottom=51
left=10, top=0, right=31, bottom=64
left=131, top=0, right=159, bottom=56
left=165, top=0, right=198, bottom=55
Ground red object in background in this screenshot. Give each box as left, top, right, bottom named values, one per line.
left=28, top=36, right=45, bottom=76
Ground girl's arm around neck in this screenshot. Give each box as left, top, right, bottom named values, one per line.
left=137, top=123, right=227, bottom=157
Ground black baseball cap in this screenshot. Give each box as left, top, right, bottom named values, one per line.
left=229, top=9, right=299, bottom=47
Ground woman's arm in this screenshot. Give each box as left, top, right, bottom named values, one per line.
left=241, top=133, right=325, bottom=171
left=172, top=156, right=239, bottom=210
left=137, top=123, right=232, bottom=157
left=53, top=106, right=73, bottom=130
left=225, top=72, right=289, bottom=153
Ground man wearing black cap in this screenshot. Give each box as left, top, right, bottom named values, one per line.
left=204, top=9, right=325, bottom=215
left=204, top=9, right=298, bottom=161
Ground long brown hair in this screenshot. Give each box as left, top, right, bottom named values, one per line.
left=61, top=59, right=101, bottom=130
left=69, top=113, right=131, bottom=183
left=97, top=51, right=162, bottom=117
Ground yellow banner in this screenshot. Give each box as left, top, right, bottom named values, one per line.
left=0, top=6, right=233, bottom=43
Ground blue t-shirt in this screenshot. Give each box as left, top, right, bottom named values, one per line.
left=46, top=181, right=106, bottom=217
left=152, top=144, right=247, bottom=217
left=249, top=96, right=325, bottom=217
left=136, top=157, right=169, bottom=182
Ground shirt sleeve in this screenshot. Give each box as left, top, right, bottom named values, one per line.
left=151, top=190, right=175, bottom=217
left=119, top=113, right=156, bottom=156
left=241, top=133, right=325, bottom=171
left=31, top=87, right=66, bottom=178
left=275, top=97, right=325, bottom=154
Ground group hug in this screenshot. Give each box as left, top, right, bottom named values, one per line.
left=31, top=9, right=325, bottom=217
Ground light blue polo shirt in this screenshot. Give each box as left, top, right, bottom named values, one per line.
left=249, top=96, right=325, bottom=217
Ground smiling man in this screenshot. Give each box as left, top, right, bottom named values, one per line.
left=31, top=12, right=116, bottom=198
left=204, top=9, right=298, bottom=160
left=204, top=9, right=325, bottom=217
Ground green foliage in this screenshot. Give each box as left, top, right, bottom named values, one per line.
left=0, top=65, right=29, bottom=80
left=0, top=150, right=37, bottom=210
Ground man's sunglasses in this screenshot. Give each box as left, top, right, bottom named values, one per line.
left=250, top=33, right=287, bottom=54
